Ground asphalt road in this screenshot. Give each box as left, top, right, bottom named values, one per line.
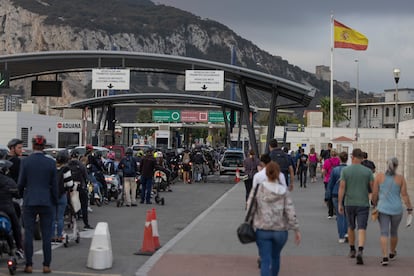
left=0, top=175, right=235, bottom=276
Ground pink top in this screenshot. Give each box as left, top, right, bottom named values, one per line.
left=309, top=153, right=318, bottom=163
left=322, top=157, right=340, bottom=183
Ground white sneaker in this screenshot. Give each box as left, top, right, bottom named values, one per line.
left=338, top=238, right=346, bottom=243
left=328, top=216, right=333, bottom=219
left=88, top=207, right=93, bottom=212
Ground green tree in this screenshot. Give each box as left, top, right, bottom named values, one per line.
left=319, top=96, right=348, bottom=127
left=256, top=111, right=300, bottom=126
left=136, top=108, right=152, bottom=123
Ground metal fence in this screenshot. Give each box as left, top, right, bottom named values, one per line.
left=355, top=139, right=414, bottom=196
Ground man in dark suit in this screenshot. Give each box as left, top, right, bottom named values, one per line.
left=18, top=135, right=57, bottom=274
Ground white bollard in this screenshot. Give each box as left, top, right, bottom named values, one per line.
left=86, top=222, right=113, bottom=270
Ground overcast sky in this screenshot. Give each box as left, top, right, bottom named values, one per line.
left=154, top=0, right=414, bottom=94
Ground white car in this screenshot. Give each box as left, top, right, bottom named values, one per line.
left=218, top=149, right=245, bottom=175
left=71, top=146, right=110, bottom=158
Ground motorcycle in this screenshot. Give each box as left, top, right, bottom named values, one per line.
left=153, top=169, right=169, bottom=191
left=153, top=170, right=166, bottom=205
left=104, top=174, right=121, bottom=202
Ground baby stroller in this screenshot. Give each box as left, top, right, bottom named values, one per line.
left=0, top=211, right=19, bottom=275
left=62, top=191, right=80, bottom=247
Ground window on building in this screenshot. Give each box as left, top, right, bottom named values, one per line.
left=393, top=107, right=396, bottom=117
left=385, top=107, right=389, bottom=117
left=363, top=109, right=367, bottom=118
left=372, top=108, right=378, bottom=117
left=347, top=108, right=352, bottom=119
left=405, top=107, right=412, bottom=115
left=21, top=128, right=29, bottom=147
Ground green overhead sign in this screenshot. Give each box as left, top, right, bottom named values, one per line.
left=152, top=110, right=181, bottom=122
left=152, top=110, right=237, bottom=123
left=208, top=111, right=237, bottom=123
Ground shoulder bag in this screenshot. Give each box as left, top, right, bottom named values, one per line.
left=237, top=183, right=260, bottom=244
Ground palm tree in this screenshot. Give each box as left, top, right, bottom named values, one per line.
left=319, top=96, right=349, bottom=127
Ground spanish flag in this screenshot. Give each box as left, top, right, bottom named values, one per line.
left=334, top=20, right=368, bottom=51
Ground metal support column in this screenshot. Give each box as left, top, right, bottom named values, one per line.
left=222, top=107, right=231, bottom=148
left=94, top=104, right=105, bottom=146
left=265, top=86, right=279, bottom=153
left=239, top=80, right=259, bottom=156
left=237, top=110, right=243, bottom=149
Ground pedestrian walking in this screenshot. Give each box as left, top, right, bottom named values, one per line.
left=338, top=148, right=374, bottom=265
left=322, top=149, right=340, bottom=219
left=243, top=149, right=260, bottom=201
left=326, top=151, right=348, bottom=243
left=308, top=147, right=318, bottom=183
left=268, top=139, right=294, bottom=191
left=371, top=157, right=413, bottom=266
left=18, top=135, right=57, bottom=274
left=296, top=148, right=308, bottom=188
left=247, top=161, right=301, bottom=276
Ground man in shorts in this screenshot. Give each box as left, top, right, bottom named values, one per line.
left=338, top=148, right=374, bottom=265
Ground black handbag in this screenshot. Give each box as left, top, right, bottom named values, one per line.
left=237, top=184, right=260, bottom=244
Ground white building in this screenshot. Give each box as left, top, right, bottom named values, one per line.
left=0, top=102, right=90, bottom=149
left=339, top=88, right=414, bottom=129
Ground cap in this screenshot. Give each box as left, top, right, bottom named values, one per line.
left=32, top=135, right=46, bottom=146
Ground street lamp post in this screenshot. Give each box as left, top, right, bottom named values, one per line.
left=355, top=59, right=359, bottom=141
left=393, top=68, right=400, bottom=138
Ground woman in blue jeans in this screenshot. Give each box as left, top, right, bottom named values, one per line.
left=52, top=151, right=74, bottom=242
left=326, top=151, right=348, bottom=243
left=247, top=161, right=301, bottom=276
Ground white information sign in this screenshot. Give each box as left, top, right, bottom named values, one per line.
left=92, top=69, right=130, bottom=90
left=185, top=70, right=224, bottom=91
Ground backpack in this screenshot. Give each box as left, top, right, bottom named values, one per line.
left=57, top=166, right=74, bottom=196
left=68, top=161, right=82, bottom=182
left=0, top=215, right=11, bottom=234
left=269, top=149, right=290, bottom=179
left=105, top=160, right=115, bottom=175
left=122, top=157, right=135, bottom=176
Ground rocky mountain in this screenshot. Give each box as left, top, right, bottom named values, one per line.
left=0, top=0, right=365, bottom=118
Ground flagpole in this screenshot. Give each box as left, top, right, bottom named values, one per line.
left=330, top=14, right=334, bottom=140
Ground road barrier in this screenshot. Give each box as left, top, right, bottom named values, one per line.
left=86, top=222, right=113, bottom=270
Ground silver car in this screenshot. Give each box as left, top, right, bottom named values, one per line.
left=219, top=149, right=245, bottom=175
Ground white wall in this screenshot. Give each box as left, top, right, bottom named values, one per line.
left=0, top=112, right=59, bottom=148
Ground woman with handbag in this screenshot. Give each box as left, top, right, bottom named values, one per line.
left=371, top=157, right=413, bottom=266
left=246, top=161, right=301, bottom=276
left=243, top=149, right=260, bottom=201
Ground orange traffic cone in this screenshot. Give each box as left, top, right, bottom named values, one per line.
left=134, top=210, right=155, bottom=255
left=235, top=168, right=240, bottom=183
left=151, top=208, right=161, bottom=250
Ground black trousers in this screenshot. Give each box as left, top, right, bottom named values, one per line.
left=324, top=182, right=334, bottom=217
left=79, top=188, right=89, bottom=226
left=244, top=178, right=253, bottom=202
